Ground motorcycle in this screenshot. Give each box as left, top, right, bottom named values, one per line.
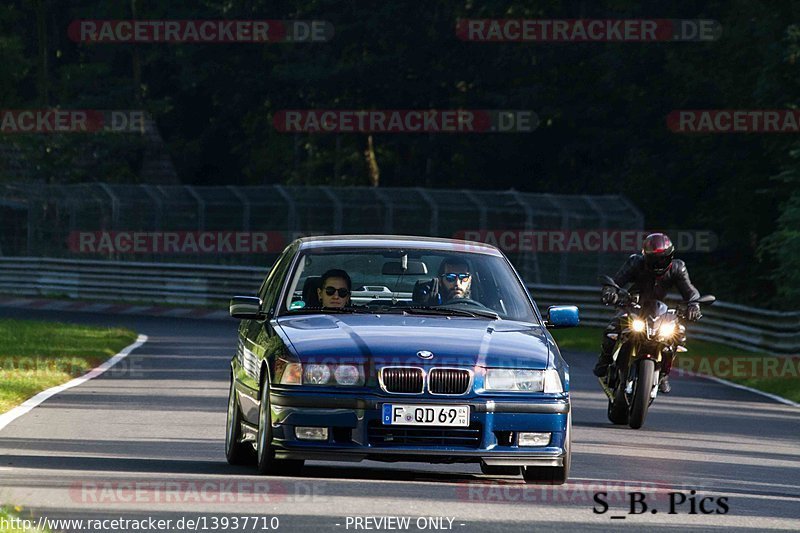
left=597, top=275, right=715, bottom=429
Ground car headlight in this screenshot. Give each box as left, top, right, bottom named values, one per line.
left=631, top=319, right=646, bottom=333
left=282, top=363, right=364, bottom=386
left=485, top=369, right=554, bottom=392
left=333, top=364, right=363, bottom=386
left=279, top=361, right=302, bottom=385
left=543, top=369, right=564, bottom=393
left=658, top=322, right=676, bottom=339
left=304, top=364, right=331, bottom=385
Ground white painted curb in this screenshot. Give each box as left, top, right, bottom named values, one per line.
left=683, top=370, right=800, bottom=408
left=0, top=334, right=149, bottom=432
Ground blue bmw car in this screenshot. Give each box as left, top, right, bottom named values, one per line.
left=226, top=235, right=578, bottom=484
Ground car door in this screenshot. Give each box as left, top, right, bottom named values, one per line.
left=237, top=244, right=297, bottom=422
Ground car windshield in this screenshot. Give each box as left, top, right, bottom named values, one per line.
left=281, top=248, right=539, bottom=323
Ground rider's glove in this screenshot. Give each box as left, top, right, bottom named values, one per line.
left=601, top=286, right=619, bottom=305
left=687, top=303, right=702, bottom=321
left=426, top=277, right=441, bottom=305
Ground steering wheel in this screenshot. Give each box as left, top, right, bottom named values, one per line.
left=440, top=297, right=492, bottom=310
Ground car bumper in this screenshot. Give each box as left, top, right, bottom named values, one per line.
left=266, top=390, right=570, bottom=466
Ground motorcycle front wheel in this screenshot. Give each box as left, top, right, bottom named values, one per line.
left=607, top=380, right=629, bottom=425
left=628, top=358, right=655, bottom=429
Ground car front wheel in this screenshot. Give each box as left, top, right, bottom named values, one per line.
left=256, top=380, right=304, bottom=475
left=225, top=377, right=253, bottom=465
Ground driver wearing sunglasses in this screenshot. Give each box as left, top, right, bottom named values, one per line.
left=317, top=268, right=352, bottom=308
left=438, top=257, right=472, bottom=302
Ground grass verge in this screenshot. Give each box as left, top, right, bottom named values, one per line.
left=0, top=505, right=49, bottom=532
left=0, top=319, right=138, bottom=413
left=551, top=326, right=800, bottom=403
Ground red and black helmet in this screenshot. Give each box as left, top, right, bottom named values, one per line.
left=642, top=233, right=674, bottom=275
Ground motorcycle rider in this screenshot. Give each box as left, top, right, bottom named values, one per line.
left=592, top=233, right=702, bottom=393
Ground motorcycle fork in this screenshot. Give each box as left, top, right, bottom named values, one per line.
left=608, top=338, right=631, bottom=389
left=623, top=343, right=639, bottom=396
left=626, top=348, right=663, bottom=402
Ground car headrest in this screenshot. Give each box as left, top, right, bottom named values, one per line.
left=302, top=276, right=322, bottom=307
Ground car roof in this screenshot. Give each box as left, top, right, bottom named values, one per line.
left=294, top=235, right=502, bottom=256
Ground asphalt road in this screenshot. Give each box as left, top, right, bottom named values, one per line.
left=0, top=307, right=798, bottom=533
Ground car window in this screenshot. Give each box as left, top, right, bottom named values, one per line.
left=259, top=246, right=295, bottom=314
left=280, top=248, right=539, bottom=323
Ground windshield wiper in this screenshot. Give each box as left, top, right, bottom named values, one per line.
left=402, top=306, right=500, bottom=320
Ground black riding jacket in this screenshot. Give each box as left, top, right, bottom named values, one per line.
left=612, top=254, right=699, bottom=303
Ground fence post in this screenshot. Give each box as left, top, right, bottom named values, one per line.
left=97, top=183, right=120, bottom=228
left=184, top=185, right=206, bottom=231
left=415, top=188, right=439, bottom=236
left=228, top=185, right=251, bottom=231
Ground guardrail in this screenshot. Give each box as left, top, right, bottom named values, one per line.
left=0, top=257, right=265, bottom=307
left=530, top=284, right=800, bottom=354
left=1, top=257, right=797, bottom=354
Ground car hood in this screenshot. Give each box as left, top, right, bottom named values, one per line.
left=275, top=313, right=551, bottom=369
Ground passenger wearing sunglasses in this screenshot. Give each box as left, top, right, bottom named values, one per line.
left=438, top=257, right=472, bottom=302
left=317, top=269, right=352, bottom=308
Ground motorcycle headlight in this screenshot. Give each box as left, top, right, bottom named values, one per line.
left=658, top=322, right=676, bottom=339
left=631, top=319, right=646, bottom=333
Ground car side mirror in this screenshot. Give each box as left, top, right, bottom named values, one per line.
left=230, top=296, right=266, bottom=320
left=545, top=305, right=580, bottom=328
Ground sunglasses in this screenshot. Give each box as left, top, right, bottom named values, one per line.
left=323, top=286, right=350, bottom=297
left=441, top=272, right=471, bottom=283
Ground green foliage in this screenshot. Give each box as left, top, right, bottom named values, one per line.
left=758, top=151, right=800, bottom=307
left=0, top=0, right=798, bottom=305
left=0, top=319, right=137, bottom=413
left=756, top=23, right=800, bottom=309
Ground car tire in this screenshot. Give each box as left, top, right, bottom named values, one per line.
left=225, top=377, right=254, bottom=465
left=522, top=412, right=571, bottom=485
left=479, top=463, right=521, bottom=476
left=256, top=379, right=304, bottom=475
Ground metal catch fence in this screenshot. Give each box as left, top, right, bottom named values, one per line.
left=1, top=257, right=797, bottom=354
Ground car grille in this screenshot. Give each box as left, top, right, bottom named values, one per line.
left=428, top=368, right=471, bottom=395
left=368, top=421, right=482, bottom=448
left=380, top=367, right=424, bottom=394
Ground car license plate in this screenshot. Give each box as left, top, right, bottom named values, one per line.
left=382, top=404, right=470, bottom=427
